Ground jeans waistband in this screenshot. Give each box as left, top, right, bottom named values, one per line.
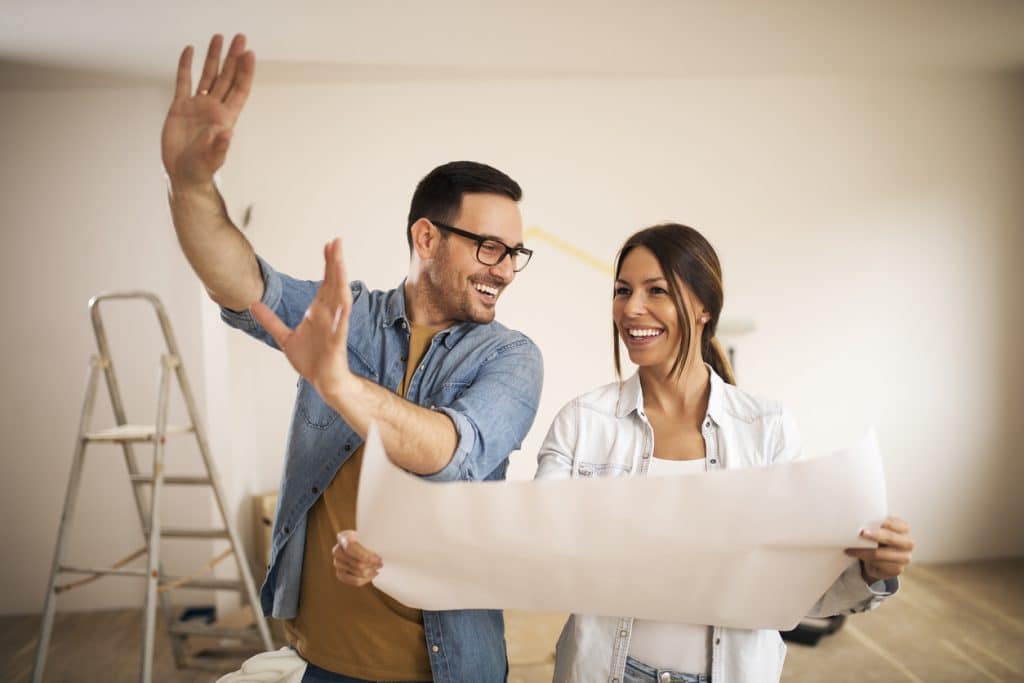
left=625, top=655, right=710, bottom=683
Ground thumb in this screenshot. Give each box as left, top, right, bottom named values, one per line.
left=251, top=302, right=293, bottom=349
left=207, top=127, right=233, bottom=172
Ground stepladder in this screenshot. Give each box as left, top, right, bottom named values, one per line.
left=32, top=291, right=274, bottom=682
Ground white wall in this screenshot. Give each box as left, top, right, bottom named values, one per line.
left=2, top=69, right=1021, bottom=615
left=219, top=73, right=1024, bottom=565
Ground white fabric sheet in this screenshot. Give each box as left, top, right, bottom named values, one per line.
left=356, top=426, right=887, bottom=631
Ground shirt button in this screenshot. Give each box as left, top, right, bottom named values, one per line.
left=715, top=637, right=721, bottom=645
left=283, top=526, right=290, bottom=534
left=401, top=355, right=408, bottom=362
left=709, top=459, right=717, bottom=465
left=619, top=629, right=627, bottom=637
left=431, top=644, right=440, bottom=653
left=344, top=444, right=351, bottom=452
left=311, top=486, right=319, bottom=494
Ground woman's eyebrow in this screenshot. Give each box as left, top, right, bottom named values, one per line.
left=616, top=277, right=668, bottom=285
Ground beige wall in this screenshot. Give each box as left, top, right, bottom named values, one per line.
left=2, top=70, right=1021, bottom=614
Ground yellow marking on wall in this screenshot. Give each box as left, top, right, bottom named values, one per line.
left=525, top=227, right=613, bottom=276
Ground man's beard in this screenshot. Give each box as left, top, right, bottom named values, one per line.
left=425, top=251, right=496, bottom=325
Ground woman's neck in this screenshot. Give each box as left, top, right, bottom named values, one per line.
left=638, top=358, right=711, bottom=425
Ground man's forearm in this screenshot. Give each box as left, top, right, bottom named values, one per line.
left=168, top=179, right=263, bottom=311
left=326, top=376, right=458, bottom=475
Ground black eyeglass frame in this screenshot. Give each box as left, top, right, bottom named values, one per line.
left=428, top=220, right=533, bottom=272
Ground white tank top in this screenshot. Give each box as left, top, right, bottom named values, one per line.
left=628, top=456, right=710, bottom=674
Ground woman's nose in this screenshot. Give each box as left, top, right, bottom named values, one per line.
left=623, top=294, right=646, bottom=316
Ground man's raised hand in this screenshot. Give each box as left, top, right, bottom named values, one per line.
left=251, top=238, right=356, bottom=406
left=161, top=34, right=255, bottom=186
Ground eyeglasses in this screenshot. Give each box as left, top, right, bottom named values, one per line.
left=429, top=220, right=533, bottom=272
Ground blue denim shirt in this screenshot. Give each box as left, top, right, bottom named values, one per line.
left=220, top=256, right=544, bottom=682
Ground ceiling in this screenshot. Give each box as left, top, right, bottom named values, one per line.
left=2, top=0, right=1024, bottom=87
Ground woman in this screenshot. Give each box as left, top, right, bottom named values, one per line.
left=535, top=224, right=914, bottom=683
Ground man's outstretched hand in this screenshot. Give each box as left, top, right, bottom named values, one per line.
left=252, top=238, right=356, bottom=407
left=161, top=33, right=254, bottom=186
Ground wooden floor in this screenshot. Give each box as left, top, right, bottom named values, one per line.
left=3, top=559, right=1022, bottom=682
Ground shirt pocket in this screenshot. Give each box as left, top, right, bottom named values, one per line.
left=575, top=461, right=631, bottom=478
left=296, top=379, right=339, bottom=430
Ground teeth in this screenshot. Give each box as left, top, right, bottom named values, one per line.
left=474, top=283, right=498, bottom=296
left=629, top=328, right=663, bottom=338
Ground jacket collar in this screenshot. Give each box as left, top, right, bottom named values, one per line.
left=615, top=363, right=726, bottom=425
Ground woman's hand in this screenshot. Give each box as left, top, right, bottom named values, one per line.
left=845, top=516, right=914, bottom=583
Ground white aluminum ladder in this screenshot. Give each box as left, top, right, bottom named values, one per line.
left=31, top=291, right=273, bottom=682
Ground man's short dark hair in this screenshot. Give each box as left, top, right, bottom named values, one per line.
left=406, top=161, right=522, bottom=252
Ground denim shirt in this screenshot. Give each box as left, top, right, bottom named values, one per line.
left=221, top=256, right=544, bottom=682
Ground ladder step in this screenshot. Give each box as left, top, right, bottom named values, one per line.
left=159, top=527, right=230, bottom=539
left=169, top=621, right=265, bottom=642
left=160, top=576, right=245, bottom=591
left=57, top=566, right=243, bottom=590
left=83, top=423, right=194, bottom=443
left=59, top=565, right=148, bottom=578
left=130, top=474, right=212, bottom=486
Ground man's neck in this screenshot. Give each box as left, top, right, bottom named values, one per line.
left=403, top=278, right=456, bottom=331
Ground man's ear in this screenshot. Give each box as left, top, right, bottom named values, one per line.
left=410, top=218, right=441, bottom=260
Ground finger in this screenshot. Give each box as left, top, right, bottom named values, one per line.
left=861, top=527, right=915, bottom=551
left=174, top=46, right=193, bottom=101
left=334, top=553, right=378, bottom=576
left=335, top=569, right=375, bottom=587
left=337, top=531, right=382, bottom=566
left=251, top=302, right=294, bottom=348
left=881, top=516, right=910, bottom=534
left=317, top=240, right=348, bottom=324
left=845, top=547, right=912, bottom=564
left=340, top=539, right=383, bottom=567
left=330, top=239, right=353, bottom=339
left=196, top=34, right=224, bottom=95
left=204, top=127, right=233, bottom=174
left=211, top=33, right=246, bottom=100
left=224, top=50, right=256, bottom=113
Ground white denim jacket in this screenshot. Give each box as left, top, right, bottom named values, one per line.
left=534, top=368, right=897, bottom=683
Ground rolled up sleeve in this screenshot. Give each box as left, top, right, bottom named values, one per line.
left=421, top=338, right=543, bottom=482
left=220, top=255, right=347, bottom=350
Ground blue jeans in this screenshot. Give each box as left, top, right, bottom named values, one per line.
left=624, top=656, right=710, bottom=683
left=301, top=661, right=431, bottom=683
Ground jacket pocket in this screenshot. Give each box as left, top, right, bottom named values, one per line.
left=296, top=379, right=339, bottom=430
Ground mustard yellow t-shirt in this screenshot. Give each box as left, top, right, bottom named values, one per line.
left=285, top=322, right=437, bottom=680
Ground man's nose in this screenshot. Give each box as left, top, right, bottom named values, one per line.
left=489, top=255, right=515, bottom=283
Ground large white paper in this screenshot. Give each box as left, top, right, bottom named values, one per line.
left=357, top=427, right=887, bottom=630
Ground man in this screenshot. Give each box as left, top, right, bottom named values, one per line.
left=162, top=34, right=543, bottom=682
